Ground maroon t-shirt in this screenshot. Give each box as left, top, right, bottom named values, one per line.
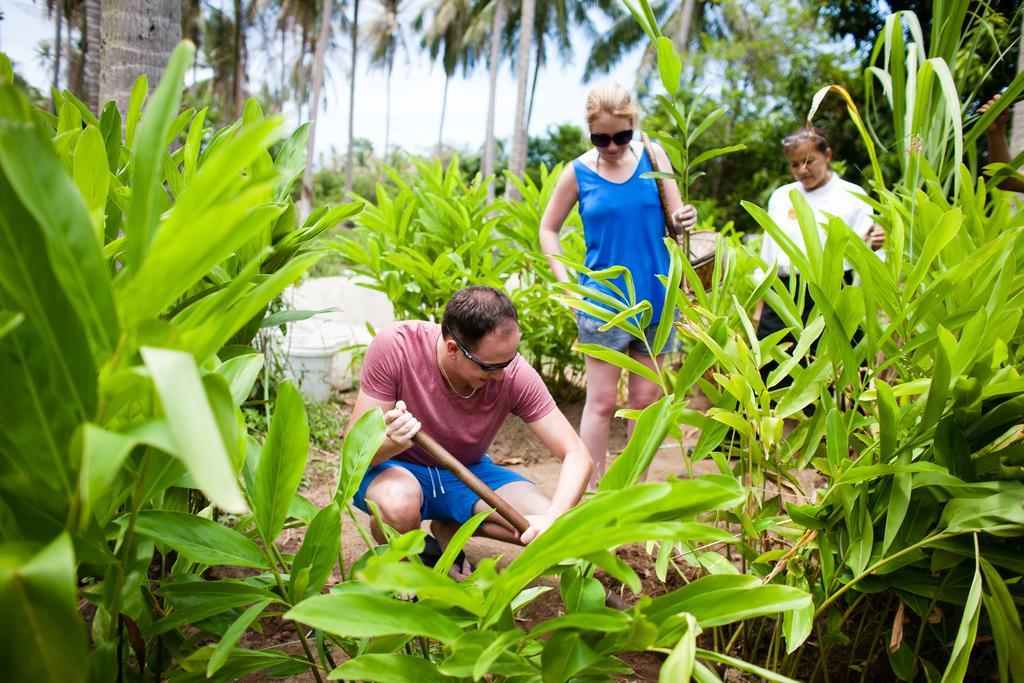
left=359, top=321, right=556, bottom=466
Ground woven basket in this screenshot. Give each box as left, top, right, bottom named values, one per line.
left=683, top=229, right=719, bottom=292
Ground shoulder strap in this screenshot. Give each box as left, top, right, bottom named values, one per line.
left=643, top=133, right=680, bottom=245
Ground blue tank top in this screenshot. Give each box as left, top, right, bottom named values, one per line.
left=573, top=148, right=670, bottom=323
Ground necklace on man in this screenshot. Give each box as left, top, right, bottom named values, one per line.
left=438, top=354, right=477, bottom=399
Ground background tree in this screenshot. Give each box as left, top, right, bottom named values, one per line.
left=415, top=0, right=478, bottom=151
left=365, top=0, right=409, bottom=165
left=344, top=0, right=360, bottom=192
left=99, top=0, right=182, bottom=112
left=303, top=0, right=334, bottom=206
left=505, top=0, right=535, bottom=190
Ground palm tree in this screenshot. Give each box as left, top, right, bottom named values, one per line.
left=99, top=0, right=182, bottom=113
left=584, top=0, right=705, bottom=82
left=302, top=0, right=334, bottom=207
left=345, top=0, right=360, bottom=192
left=46, top=0, right=65, bottom=95
left=415, top=0, right=479, bottom=151
left=83, top=0, right=101, bottom=111
left=505, top=0, right=536, bottom=188
left=365, top=0, right=409, bottom=164
left=481, top=0, right=505, bottom=196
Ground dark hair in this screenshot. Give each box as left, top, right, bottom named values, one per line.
left=441, top=286, right=519, bottom=349
left=782, top=126, right=830, bottom=153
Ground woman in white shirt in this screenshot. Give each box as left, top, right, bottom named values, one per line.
left=756, top=127, right=885, bottom=376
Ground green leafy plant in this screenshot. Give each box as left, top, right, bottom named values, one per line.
left=332, top=158, right=588, bottom=399
left=0, top=40, right=363, bottom=682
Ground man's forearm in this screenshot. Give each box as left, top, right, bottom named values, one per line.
left=369, top=437, right=411, bottom=466
left=547, top=449, right=592, bottom=515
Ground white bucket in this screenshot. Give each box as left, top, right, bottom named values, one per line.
left=277, top=327, right=348, bottom=403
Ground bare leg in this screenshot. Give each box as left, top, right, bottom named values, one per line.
left=625, top=349, right=665, bottom=481
left=579, top=355, right=623, bottom=487
left=362, top=468, right=424, bottom=544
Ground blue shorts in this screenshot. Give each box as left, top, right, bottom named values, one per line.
left=576, top=311, right=680, bottom=354
left=352, top=455, right=531, bottom=525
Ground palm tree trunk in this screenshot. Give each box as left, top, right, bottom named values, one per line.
left=506, top=0, right=536, bottom=196
left=673, top=0, right=696, bottom=53
left=84, top=0, right=101, bottom=111
left=52, top=1, right=63, bottom=95
left=383, top=57, right=393, bottom=167
left=303, top=0, right=334, bottom=212
left=233, top=0, right=245, bottom=117
left=525, top=38, right=541, bottom=135
left=1011, top=14, right=1024, bottom=156
left=280, top=20, right=288, bottom=108
left=100, top=0, right=182, bottom=114
left=344, top=0, right=360, bottom=193
left=483, top=0, right=505, bottom=199
left=297, top=23, right=309, bottom=121
left=437, top=73, right=450, bottom=152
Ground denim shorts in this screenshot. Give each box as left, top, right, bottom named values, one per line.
left=352, top=455, right=531, bottom=524
left=576, top=311, right=680, bottom=354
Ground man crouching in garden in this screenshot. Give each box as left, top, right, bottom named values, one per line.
left=345, top=285, right=592, bottom=579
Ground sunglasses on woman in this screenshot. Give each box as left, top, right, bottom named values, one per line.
left=447, top=330, right=518, bottom=372
left=590, top=129, right=634, bottom=148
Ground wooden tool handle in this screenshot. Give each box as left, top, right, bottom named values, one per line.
left=412, top=431, right=531, bottom=534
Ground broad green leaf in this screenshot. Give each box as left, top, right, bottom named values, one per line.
left=335, top=407, right=387, bottom=503
left=530, top=609, right=632, bottom=637
left=782, top=602, right=813, bottom=654
left=661, top=614, right=699, bottom=683
left=542, top=630, right=600, bottom=683
left=356, top=561, right=483, bottom=616
left=434, top=508, right=490, bottom=577
left=0, top=176, right=96, bottom=492
left=941, top=538, right=982, bottom=683
left=695, top=649, right=799, bottom=683
left=485, top=478, right=743, bottom=625
left=142, top=347, right=248, bottom=513
left=290, top=502, right=341, bottom=601
left=775, top=357, right=832, bottom=418
left=644, top=574, right=811, bottom=629
left=207, top=599, right=272, bottom=676
left=124, top=41, right=194, bottom=269
left=254, top=381, right=309, bottom=545
left=875, top=379, right=898, bottom=462
left=600, top=395, right=674, bottom=491
left=72, top=125, right=109, bottom=243
left=0, top=534, right=88, bottom=683
left=75, top=424, right=136, bottom=528
left=0, top=310, right=22, bottom=338
left=574, top=343, right=663, bottom=386
left=286, top=593, right=462, bottom=642
left=656, top=36, right=682, bottom=96
left=0, top=82, right=118, bottom=355
left=127, top=510, right=269, bottom=568
left=329, top=654, right=455, bottom=682
left=214, top=352, right=264, bottom=407
left=273, top=122, right=311, bottom=201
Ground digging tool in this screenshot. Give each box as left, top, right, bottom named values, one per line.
left=412, top=431, right=531, bottom=535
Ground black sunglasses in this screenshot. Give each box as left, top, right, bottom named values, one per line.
left=447, top=330, right=517, bottom=372
left=590, top=129, right=634, bottom=148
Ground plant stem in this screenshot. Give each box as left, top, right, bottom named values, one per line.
left=814, top=530, right=967, bottom=618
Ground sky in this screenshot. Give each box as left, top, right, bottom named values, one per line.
left=1, top=0, right=643, bottom=162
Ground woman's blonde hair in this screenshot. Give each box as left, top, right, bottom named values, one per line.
left=585, top=82, right=640, bottom=128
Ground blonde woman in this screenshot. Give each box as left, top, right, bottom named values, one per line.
left=539, top=82, right=697, bottom=486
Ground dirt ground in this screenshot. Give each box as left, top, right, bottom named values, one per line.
left=243, top=391, right=820, bottom=682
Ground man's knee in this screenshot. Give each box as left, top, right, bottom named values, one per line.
left=366, top=472, right=423, bottom=532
